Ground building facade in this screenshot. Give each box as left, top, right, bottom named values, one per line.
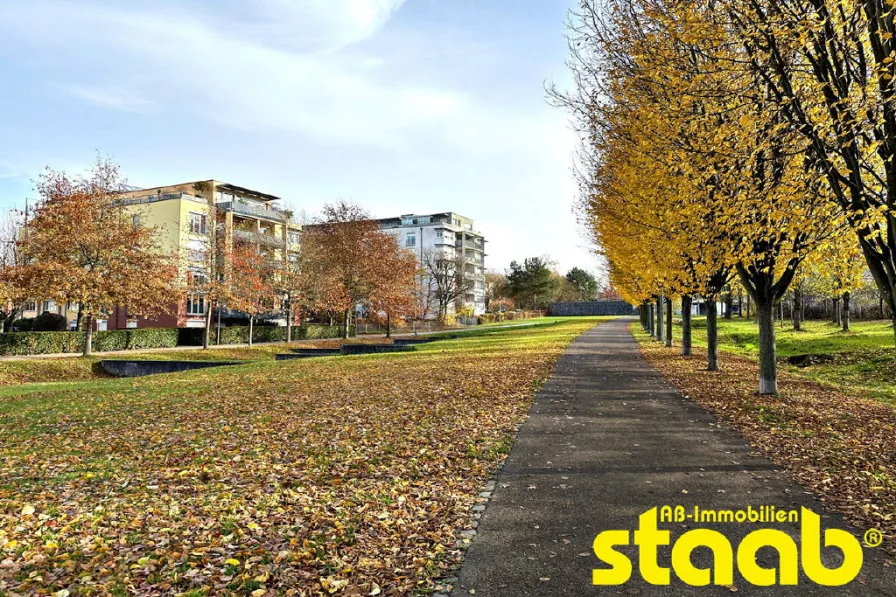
left=20, top=180, right=301, bottom=330
left=378, top=212, right=487, bottom=317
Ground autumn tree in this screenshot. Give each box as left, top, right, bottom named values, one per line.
left=228, top=238, right=276, bottom=347
left=556, top=0, right=840, bottom=392
left=484, top=270, right=509, bottom=311
left=421, top=249, right=475, bottom=322
left=15, top=158, right=178, bottom=355
left=366, top=234, right=418, bottom=337
left=180, top=202, right=231, bottom=349
left=720, top=0, right=896, bottom=346
left=300, top=202, right=411, bottom=338
left=0, top=209, right=31, bottom=332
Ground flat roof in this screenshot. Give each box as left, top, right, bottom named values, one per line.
left=216, top=183, right=281, bottom=203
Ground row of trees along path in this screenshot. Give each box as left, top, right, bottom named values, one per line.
left=0, top=158, right=419, bottom=356
left=550, top=0, right=896, bottom=395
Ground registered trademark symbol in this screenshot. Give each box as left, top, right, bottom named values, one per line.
left=864, top=529, right=883, bottom=548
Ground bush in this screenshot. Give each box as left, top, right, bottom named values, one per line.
left=13, top=318, right=34, bottom=332
left=178, top=324, right=350, bottom=346
left=478, top=313, right=497, bottom=324
left=0, top=324, right=354, bottom=356
left=33, top=312, right=67, bottom=332
left=0, top=328, right=179, bottom=356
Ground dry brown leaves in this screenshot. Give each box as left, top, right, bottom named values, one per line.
left=0, top=321, right=597, bottom=595
left=635, top=327, right=896, bottom=552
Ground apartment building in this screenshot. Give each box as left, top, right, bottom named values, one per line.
left=21, top=180, right=301, bottom=330
left=378, top=212, right=487, bottom=316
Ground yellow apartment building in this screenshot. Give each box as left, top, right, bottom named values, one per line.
left=20, top=180, right=301, bottom=330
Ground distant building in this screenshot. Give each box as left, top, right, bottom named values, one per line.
left=377, top=212, right=487, bottom=317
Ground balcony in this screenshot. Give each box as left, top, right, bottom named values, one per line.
left=218, top=200, right=290, bottom=223
left=232, top=228, right=284, bottom=248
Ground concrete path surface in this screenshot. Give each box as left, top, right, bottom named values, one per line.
left=450, top=318, right=895, bottom=596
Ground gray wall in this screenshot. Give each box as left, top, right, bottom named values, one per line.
left=547, top=300, right=635, bottom=316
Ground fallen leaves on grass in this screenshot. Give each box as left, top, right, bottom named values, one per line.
left=0, top=320, right=599, bottom=595
left=635, top=326, right=896, bottom=551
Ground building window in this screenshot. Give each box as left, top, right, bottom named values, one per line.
left=187, top=294, right=207, bottom=316
left=132, top=214, right=141, bottom=227
left=189, top=270, right=208, bottom=287
left=189, top=212, right=207, bottom=235
left=288, top=232, right=300, bottom=245
left=188, top=239, right=207, bottom=263
left=42, top=300, right=56, bottom=313
left=406, top=233, right=417, bottom=247
left=22, top=301, right=36, bottom=311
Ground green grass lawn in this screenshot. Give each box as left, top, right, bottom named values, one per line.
left=0, top=318, right=572, bottom=388
left=0, top=316, right=608, bottom=595
left=676, top=316, right=896, bottom=401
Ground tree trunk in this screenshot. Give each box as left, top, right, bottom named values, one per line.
left=386, top=312, right=392, bottom=338
left=832, top=298, right=839, bottom=325
left=842, top=292, right=851, bottom=332
left=248, top=315, right=254, bottom=347
left=792, top=286, right=802, bottom=331
left=286, top=300, right=293, bottom=343
left=76, top=305, right=84, bottom=332
left=724, top=293, right=733, bottom=319
left=665, top=297, right=673, bottom=347
left=648, top=303, right=655, bottom=337
left=745, top=295, right=751, bottom=319
left=681, top=295, right=692, bottom=356
left=756, top=299, right=777, bottom=395
left=203, top=300, right=213, bottom=349
left=706, top=298, right=719, bottom=371
left=640, top=302, right=648, bottom=330
left=342, top=308, right=350, bottom=339
left=83, top=313, right=94, bottom=357
left=656, top=295, right=665, bottom=343
left=2, top=307, right=19, bottom=333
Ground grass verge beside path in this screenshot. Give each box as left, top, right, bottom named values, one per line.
left=0, top=319, right=570, bottom=388
left=0, top=317, right=608, bottom=595
left=681, top=316, right=895, bottom=357
left=633, top=324, right=896, bottom=552
left=678, top=317, right=896, bottom=402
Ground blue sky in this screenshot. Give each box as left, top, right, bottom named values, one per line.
left=0, top=0, right=597, bottom=276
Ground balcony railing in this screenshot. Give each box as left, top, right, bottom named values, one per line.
left=232, top=228, right=284, bottom=248
left=218, top=200, right=290, bottom=222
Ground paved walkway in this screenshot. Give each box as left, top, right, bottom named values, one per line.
left=451, top=318, right=895, bottom=596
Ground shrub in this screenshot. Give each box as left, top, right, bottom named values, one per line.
left=0, top=328, right=179, bottom=356
left=178, top=324, right=350, bottom=346
left=0, top=324, right=355, bottom=356
left=478, top=313, right=497, bottom=324
left=13, top=318, right=34, bottom=332
left=33, top=312, right=67, bottom=332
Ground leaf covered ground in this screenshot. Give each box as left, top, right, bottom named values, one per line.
left=633, top=324, right=896, bottom=551
left=0, top=318, right=604, bottom=595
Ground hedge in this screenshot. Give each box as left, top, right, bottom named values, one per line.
left=0, top=328, right=180, bottom=356
left=0, top=325, right=351, bottom=356
left=178, top=324, right=352, bottom=346
left=477, top=311, right=544, bottom=324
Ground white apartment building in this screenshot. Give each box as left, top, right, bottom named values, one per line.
left=378, top=212, right=487, bottom=316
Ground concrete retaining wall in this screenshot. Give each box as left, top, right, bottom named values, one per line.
left=100, top=360, right=244, bottom=377
left=547, top=300, right=636, bottom=317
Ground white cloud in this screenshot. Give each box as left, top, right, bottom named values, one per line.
left=58, top=84, right=155, bottom=113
